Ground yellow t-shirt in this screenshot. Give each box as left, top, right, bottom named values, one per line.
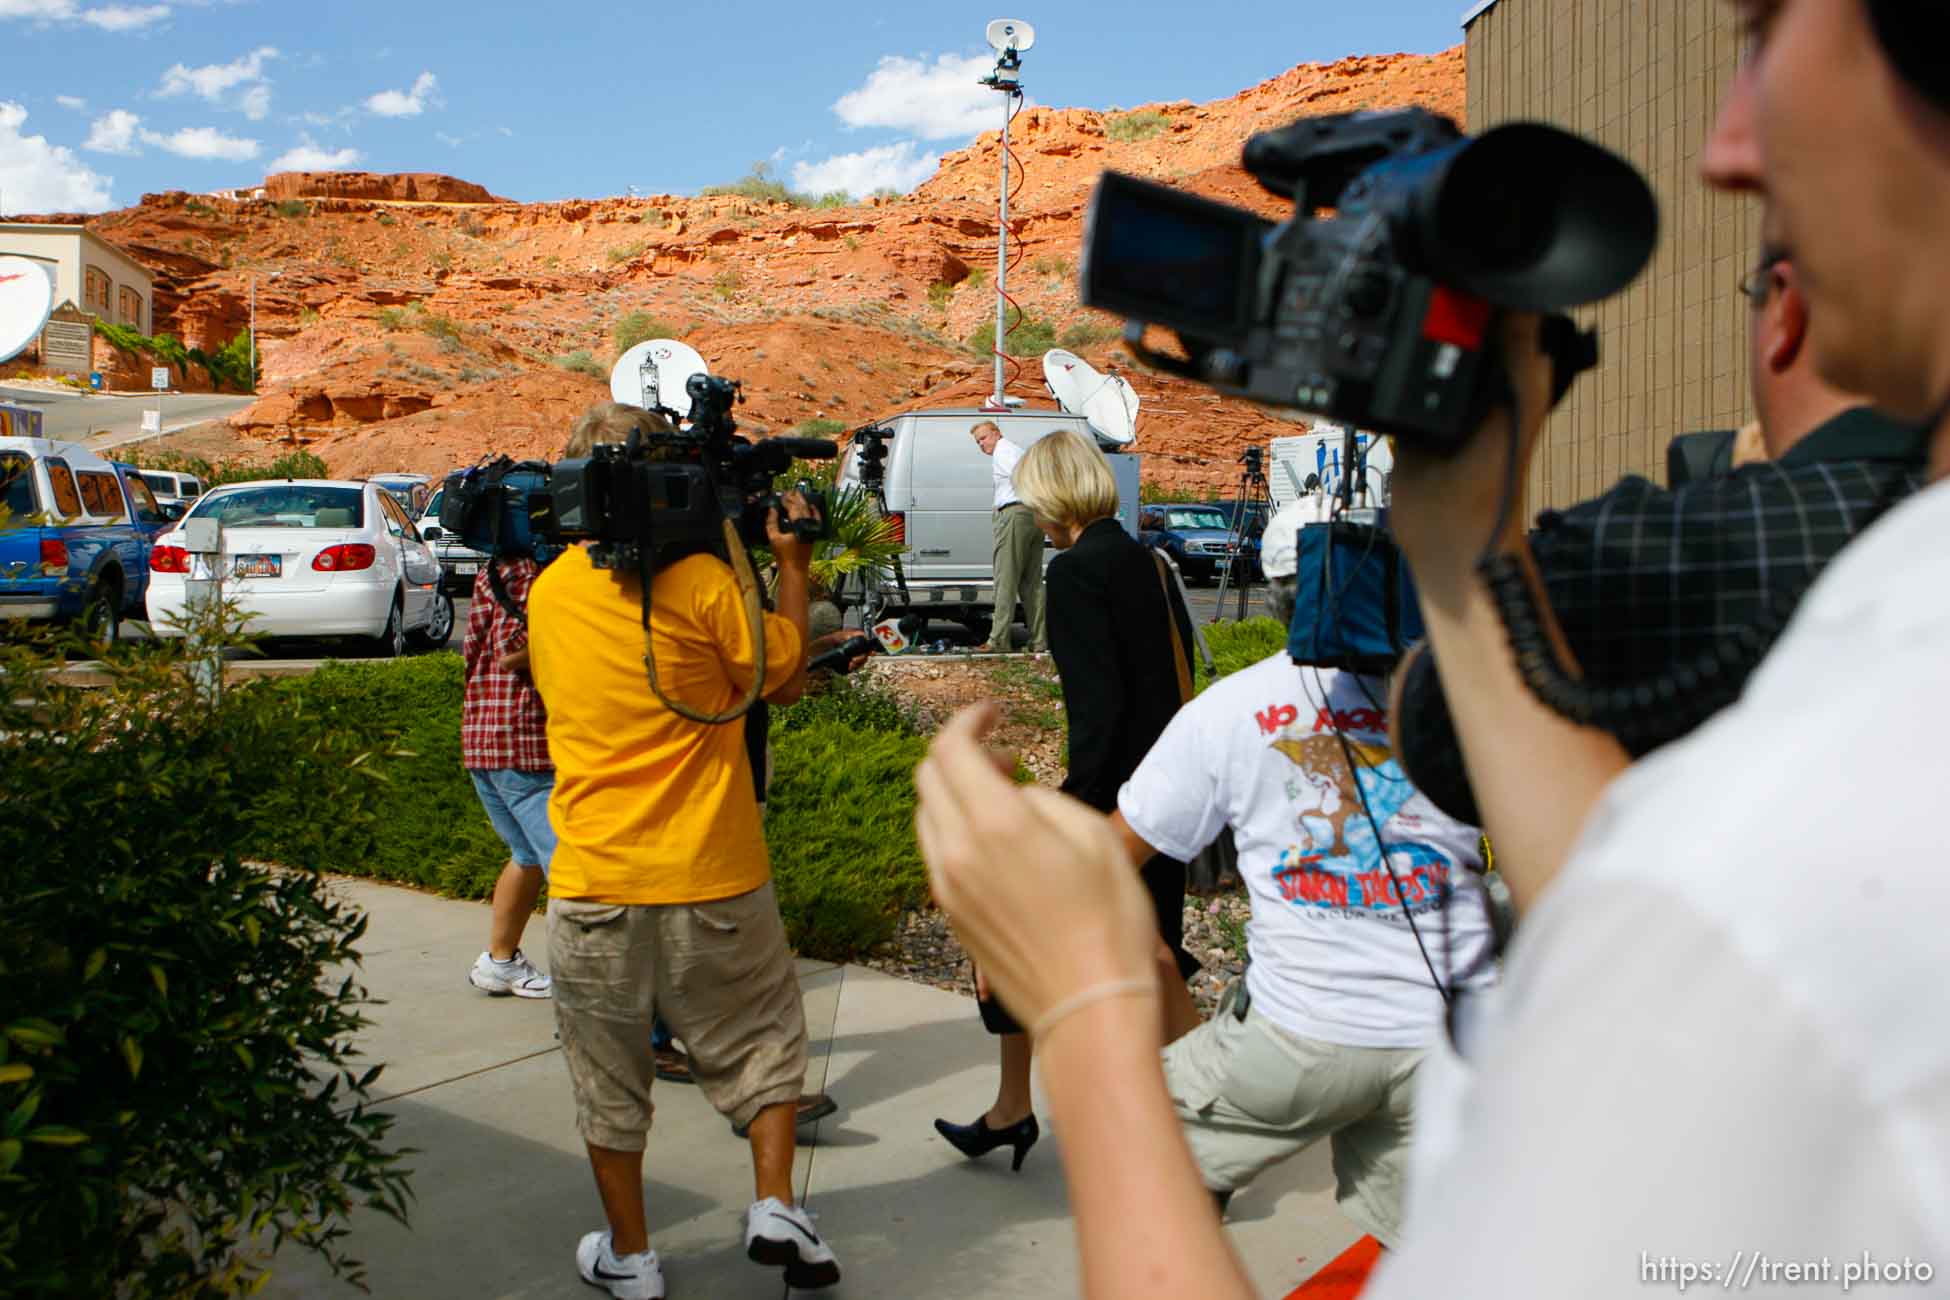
left=528, top=546, right=803, bottom=904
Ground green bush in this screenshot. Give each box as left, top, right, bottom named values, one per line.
left=613, top=311, right=681, bottom=355
left=275, top=198, right=310, bottom=219
left=812, top=190, right=852, bottom=209
left=792, top=417, right=848, bottom=438
left=555, top=349, right=607, bottom=379
left=1058, top=319, right=1120, bottom=350
left=206, top=450, right=331, bottom=487
left=1106, top=109, right=1169, bottom=143
left=765, top=720, right=930, bottom=960
left=967, top=313, right=1057, bottom=358
left=1197, top=617, right=1287, bottom=692
left=0, top=613, right=411, bottom=1296
left=700, top=163, right=809, bottom=208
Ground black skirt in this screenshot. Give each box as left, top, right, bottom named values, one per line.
left=976, top=853, right=1201, bottom=1036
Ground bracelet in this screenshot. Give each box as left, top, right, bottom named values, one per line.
left=1029, top=977, right=1157, bottom=1042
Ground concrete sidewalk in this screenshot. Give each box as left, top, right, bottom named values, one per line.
left=261, top=879, right=1364, bottom=1299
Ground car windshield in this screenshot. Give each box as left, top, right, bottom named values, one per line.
left=423, top=489, right=443, bottom=516
left=1166, top=508, right=1228, bottom=531
left=190, top=485, right=364, bottom=529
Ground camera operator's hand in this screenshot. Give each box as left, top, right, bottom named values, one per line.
left=807, top=629, right=872, bottom=676
left=766, top=490, right=819, bottom=572
left=1390, top=311, right=1557, bottom=582
left=916, top=703, right=1160, bottom=1040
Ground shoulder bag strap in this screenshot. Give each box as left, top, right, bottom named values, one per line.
left=1152, top=550, right=1195, bottom=704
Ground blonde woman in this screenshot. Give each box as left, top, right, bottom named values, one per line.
left=933, top=429, right=1201, bottom=1170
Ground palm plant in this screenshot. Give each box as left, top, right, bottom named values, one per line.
left=750, top=460, right=905, bottom=600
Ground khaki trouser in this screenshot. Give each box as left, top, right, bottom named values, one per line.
left=989, top=503, right=1047, bottom=651
left=1161, top=1005, right=1423, bottom=1247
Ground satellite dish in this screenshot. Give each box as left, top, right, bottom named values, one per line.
left=0, top=256, right=56, bottom=367
left=986, top=18, right=1035, bottom=53
left=609, top=338, right=709, bottom=419
left=1043, top=348, right=1138, bottom=447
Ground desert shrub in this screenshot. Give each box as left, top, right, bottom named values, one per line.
left=606, top=241, right=647, bottom=264
left=274, top=198, right=310, bottom=219
left=869, top=186, right=903, bottom=201
left=926, top=281, right=954, bottom=309
left=555, top=349, right=606, bottom=378
left=711, top=268, right=744, bottom=299
left=1058, top=319, right=1120, bottom=350
left=375, top=212, right=396, bottom=227
left=813, top=191, right=852, bottom=209
left=765, top=721, right=930, bottom=960
left=792, top=417, right=847, bottom=438
left=1033, top=254, right=1072, bottom=278
left=1197, top=616, right=1287, bottom=691
left=0, top=612, right=411, bottom=1296
left=701, top=163, right=808, bottom=208
left=456, top=214, right=486, bottom=238
left=205, top=450, right=331, bottom=487
left=964, top=267, right=989, bottom=291
left=967, top=313, right=1057, bottom=358
left=1106, top=109, right=1169, bottom=143
left=612, top=311, right=680, bottom=355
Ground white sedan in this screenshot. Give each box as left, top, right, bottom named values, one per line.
left=145, top=478, right=453, bottom=656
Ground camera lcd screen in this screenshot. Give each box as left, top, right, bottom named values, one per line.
left=1081, top=173, right=1263, bottom=339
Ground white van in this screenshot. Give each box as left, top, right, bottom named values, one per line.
left=137, top=469, right=204, bottom=517
left=833, top=405, right=1141, bottom=628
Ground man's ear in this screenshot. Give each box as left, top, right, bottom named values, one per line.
left=1765, top=272, right=1810, bottom=374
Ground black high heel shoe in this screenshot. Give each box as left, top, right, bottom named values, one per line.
left=932, top=1113, right=1040, bottom=1172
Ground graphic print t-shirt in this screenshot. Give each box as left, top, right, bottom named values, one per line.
left=1120, top=652, right=1496, bottom=1049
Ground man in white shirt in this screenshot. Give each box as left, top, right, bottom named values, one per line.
left=1369, top=1, right=1950, bottom=1292
left=1111, top=501, right=1496, bottom=1246
left=971, top=420, right=1046, bottom=653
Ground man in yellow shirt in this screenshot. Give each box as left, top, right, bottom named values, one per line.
left=529, top=404, right=838, bottom=1298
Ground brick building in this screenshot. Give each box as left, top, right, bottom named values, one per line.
left=1463, top=0, right=1755, bottom=511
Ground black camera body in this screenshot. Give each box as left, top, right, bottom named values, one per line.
left=545, top=373, right=835, bottom=572
left=1079, top=108, right=1656, bottom=451
left=440, top=457, right=556, bottom=560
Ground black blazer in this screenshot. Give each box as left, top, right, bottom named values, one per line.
left=1045, top=518, right=1196, bottom=813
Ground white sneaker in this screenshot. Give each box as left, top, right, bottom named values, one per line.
left=468, top=950, right=552, bottom=999
left=575, top=1230, right=663, bottom=1300
left=745, top=1197, right=840, bottom=1289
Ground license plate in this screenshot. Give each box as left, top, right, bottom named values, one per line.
left=455, top=563, right=479, bottom=575
left=234, top=554, right=281, bottom=578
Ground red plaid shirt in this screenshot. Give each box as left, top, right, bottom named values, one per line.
left=460, top=560, right=552, bottom=772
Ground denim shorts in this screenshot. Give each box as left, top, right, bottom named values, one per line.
left=468, top=768, right=557, bottom=875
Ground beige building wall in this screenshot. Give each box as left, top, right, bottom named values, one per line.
left=1464, top=0, right=1756, bottom=512
left=0, top=224, right=153, bottom=336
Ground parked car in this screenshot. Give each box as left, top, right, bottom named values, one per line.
left=369, top=473, right=433, bottom=516
left=145, top=478, right=452, bottom=656
left=415, top=487, right=489, bottom=595
left=136, top=469, right=205, bottom=520
left=1139, top=502, right=1255, bottom=585
left=830, top=406, right=1141, bottom=628
left=0, top=436, right=170, bottom=640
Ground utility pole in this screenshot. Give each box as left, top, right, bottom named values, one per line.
left=979, top=20, right=1033, bottom=409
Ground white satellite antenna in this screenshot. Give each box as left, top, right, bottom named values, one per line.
left=1042, top=348, right=1138, bottom=448
left=978, top=18, right=1034, bottom=411
left=609, top=338, right=710, bottom=419
left=0, top=255, right=56, bottom=367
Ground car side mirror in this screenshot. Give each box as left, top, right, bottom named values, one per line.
left=420, top=524, right=443, bottom=539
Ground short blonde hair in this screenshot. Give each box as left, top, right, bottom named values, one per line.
left=1013, top=429, right=1118, bottom=528
left=564, top=402, right=675, bottom=458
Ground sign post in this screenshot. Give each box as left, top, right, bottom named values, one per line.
left=151, top=366, right=168, bottom=441
left=38, top=302, right=92, bottom=375
left=182, top=516, right=224, bottom=702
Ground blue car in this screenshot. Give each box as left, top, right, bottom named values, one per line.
left=0, top=433, right=172, bottom=642
left=1140, top=502, right=1256, bottom=585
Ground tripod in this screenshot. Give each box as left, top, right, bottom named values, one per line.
left=1212, top=446, right=1272, bottom=622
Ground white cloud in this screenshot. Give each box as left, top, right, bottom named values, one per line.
left=832, top=52, right=1001, bottom=141
left=365, top=71, right=437, bottom=118
left=142, top=124, right=258, bottom=161
left=269, top=140, right=360, bottom=171
left=0, top=100, right=113, bottom=212
left=792, top=141, right=939, bottom=198
left=55, top=94, right=86, bottom=111
left=81, top=3, right=168, bottom=29
left=238, top=83, right=269, bottom=120
left=0, top=0, right=77, bottom=17
left=496, top=125, right=513, bottom=137
left=159, top=46, right=277, bottom=102
left=84, top=108, right=141, bottom=154
left=434, top=130, right=463, bottom=148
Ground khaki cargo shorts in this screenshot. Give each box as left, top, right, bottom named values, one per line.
left=1161, top=1005, right=1423, bottom=1247
left=548, top=880, right=808, bottom=1149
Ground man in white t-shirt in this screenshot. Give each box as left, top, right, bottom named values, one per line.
left=1367, top=2, right=1950, bottom=1293
left=1111, top=501, right=1496, bottom=1246
left=971, top=420, right=1046, bottom=653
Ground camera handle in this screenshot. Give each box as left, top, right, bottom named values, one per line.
left=638, top=516, right=770, bottom=726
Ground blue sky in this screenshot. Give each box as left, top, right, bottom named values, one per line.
left=1, top=0, right=1461, bottom=214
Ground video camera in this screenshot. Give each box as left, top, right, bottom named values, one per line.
left=440, top=458, right=556, bottom=561
left=1078, top=107, right=1657, bottom=452
left=546, top=373, right=836, bottom=572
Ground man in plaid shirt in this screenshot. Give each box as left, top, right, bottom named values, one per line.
left=462, top=555, right=556, bottom=998
left=1395, top=248, right=1927, bottom=825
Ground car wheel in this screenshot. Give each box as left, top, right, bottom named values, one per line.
left=409, top=591, right=455, bottom=650
left=79, top=574, right=123, bottom=647
left=367, top=596, right=405, bottom=659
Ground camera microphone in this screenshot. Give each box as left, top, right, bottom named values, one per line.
left=808, top=617, right=916, bottom=675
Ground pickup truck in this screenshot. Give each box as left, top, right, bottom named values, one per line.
left=0, top=434, right=172, bottom=641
